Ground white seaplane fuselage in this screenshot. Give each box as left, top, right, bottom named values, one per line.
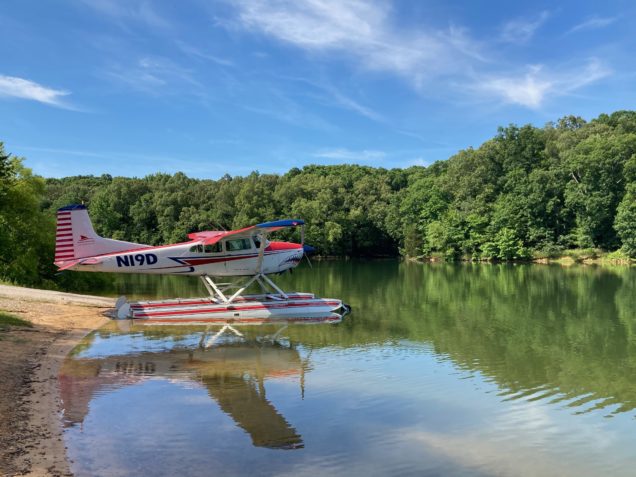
left=74, top=239, right=304, bottom=276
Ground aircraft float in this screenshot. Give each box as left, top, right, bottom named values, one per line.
left=54, top=204, right=349, bottom=325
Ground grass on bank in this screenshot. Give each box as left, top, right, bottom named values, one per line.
left=0, top=311, right=33, bottom=330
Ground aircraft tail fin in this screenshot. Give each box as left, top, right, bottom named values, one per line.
left=55, top=204, right=147, bottom=264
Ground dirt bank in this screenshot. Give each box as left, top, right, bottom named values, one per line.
left=0, top=285, right=112, bottom=476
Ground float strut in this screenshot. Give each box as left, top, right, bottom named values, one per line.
left=204, top=325, right=243, bottom=348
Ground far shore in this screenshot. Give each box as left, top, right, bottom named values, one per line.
left=0, top=284, right=112, bottom=477
left=408, top=251, right=635, bottom=266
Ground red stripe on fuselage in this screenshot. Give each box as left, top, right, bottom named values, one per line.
left=145, top=250, right=294, bottom=270
left=181, top=254, right=259, bottom=266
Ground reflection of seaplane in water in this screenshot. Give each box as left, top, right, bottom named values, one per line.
left=60, top=337, right=307, bottom=449
left=54, top=204, right=349, bottom=325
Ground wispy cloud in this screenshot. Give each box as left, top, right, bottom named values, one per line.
left=176, top=41, right=235, bottom=67
left=475, top=59, right=610, bottom=108
left=79, top=0, right=171, bottom=29
left=0, top=75, right=74, bottom=109
left=313, top=148, right=386, bottom=162
left=277, top=75, right=384, bottom=122
left=16, top=145, right=255, bottom=177
left=230, top=0, right=483, bottom=89
left=103, top=56, right=205, bottom=97
left=500, top=11, right=550, bottom=44
left=242, top=102, right=335, bottom=131
left=225, top=2, right=608, bottom=110
left=566, top=16, right=617, bottom=35
left=323, top=87, right=383, bottom=121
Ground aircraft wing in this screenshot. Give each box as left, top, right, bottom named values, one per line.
left=187, top=231, right=226, bottom=242
left=197, top=219, right=304, bottom=245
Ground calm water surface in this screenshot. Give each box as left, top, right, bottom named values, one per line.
left=61, top=261, right=636, bottom=476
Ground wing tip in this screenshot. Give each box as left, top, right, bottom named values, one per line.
left=256, top=219, right=304, bottom=228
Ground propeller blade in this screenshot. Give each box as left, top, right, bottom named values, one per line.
left=302, top=240, right=315, bottom=268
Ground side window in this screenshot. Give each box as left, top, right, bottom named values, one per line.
left=204, top=242, right=223, bottom=254
left=189, top=245, right=204, bottom=253
left=252, top=235, right=261, bottom=249
left=226, top=238, right=252, bottom=251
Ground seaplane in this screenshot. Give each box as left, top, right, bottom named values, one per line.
left=54, top=204, right=349, bottom=327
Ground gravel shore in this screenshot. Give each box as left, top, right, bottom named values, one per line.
left=0, top=285, right=112, bottom=476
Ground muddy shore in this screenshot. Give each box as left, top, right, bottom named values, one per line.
left=0, top=285, right=112, bottom=476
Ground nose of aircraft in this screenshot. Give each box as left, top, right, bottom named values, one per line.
left=302, top=244, right=316, bottom=254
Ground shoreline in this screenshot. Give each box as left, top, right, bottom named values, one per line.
left=408, top=255, right=634, bottom=266
left=0, top=285, right=112, bottom=477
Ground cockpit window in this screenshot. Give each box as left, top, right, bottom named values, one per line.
left=189, top=244, right=204, bottom=253
left=204, top=242, right=223, bottom=253
left=226, top=238, right=252, bottom=251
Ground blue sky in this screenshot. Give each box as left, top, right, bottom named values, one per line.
left=1, top=0, right=635, bottom=178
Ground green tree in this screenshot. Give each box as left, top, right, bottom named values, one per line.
left=615, top=183, right=636, bottom=257
left=0, top=144, right=55, bottom=285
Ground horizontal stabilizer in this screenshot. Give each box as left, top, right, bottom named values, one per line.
left=55, top=256, right=104, bottom=271
left=56, top=260, right=81, bottom=271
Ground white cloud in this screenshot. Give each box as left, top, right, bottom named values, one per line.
left=408, top=157, right=428, bottom=167
left=567, top=16, right=617, bottom=35
left=500, top=11, right=550, bottom=44
left=313, top=148, right=386, bottom=162
left=475, top=59, right=610, bottom=108
left=225, top=2, right=609, bottom=110
left=0, top=75, right=72, bottom=108
left=478, top=66, right=552, bottom=108
left=230, top=0, right=481, bottom=88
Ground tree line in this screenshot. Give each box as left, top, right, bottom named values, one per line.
left=1, top=110, right=636, bottom=287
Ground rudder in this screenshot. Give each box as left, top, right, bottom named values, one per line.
left=55, top=204, right=147, bottom=264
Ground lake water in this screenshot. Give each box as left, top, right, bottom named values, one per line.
left=61, top=261, right=636, bottom=476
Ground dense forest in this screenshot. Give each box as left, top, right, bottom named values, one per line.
left=1, top=110, right=636, bottom=288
